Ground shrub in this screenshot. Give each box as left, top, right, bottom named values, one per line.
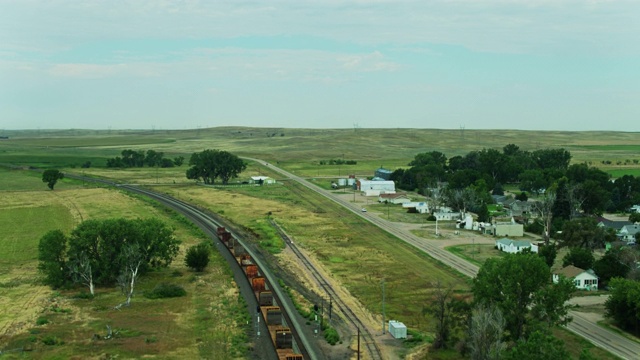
left=324, top=327, right=340, bottom=345
left=36, top=317, right=49, bottom=326
left=185, top=243, right=210, bottom=272
left=42, top=336, right=63, bottom=345
left=73, top=291, right=94, bottom=299
left=145, top=283, right=187, bottom=299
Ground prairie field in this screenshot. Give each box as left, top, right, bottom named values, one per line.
left=0, top=171, right=247, bottom=359
left=2, top=127, right=637, bottom=359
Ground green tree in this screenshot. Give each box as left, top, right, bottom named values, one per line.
left=185, top=243, right=211, bottom=272
left=66, top=218, right=180, bottom=286
left=173, top=156, right=185, bottom=167
left=552, top=177, right=571, bottom=221
left=42, top=169, right=64, bottom=190
left=561, top=217, right=615, bottom=249
left=145, top=150, right=164, bottom=167
left=503, top=330, right=570, bottom=360
left=629, top=212, right=640, bottom=223
left=37, top=230, right=69, bottom=288
left=473, top=253, right=571, bottom=340
left=518, top=169, right=546, bottom=195
left=467, top=305, right=506, bottom=360
left=186, top=149, right=247, bottom=185
left=476, top=203, right=490, bottom=223
left=562, top=247, right=595, bottom=269
left=593, top=249, right=630, bottom=287
left=604, top=277, right=640, bottom=333
left=424, top=280, right=470, bottom=349
left=530, top=276, right=575, bottom=330
left=538, top=244, right=557, bottom=268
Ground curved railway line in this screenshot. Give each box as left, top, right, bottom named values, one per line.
left=115, top=184, right=315, bottom=360
left=270, top=219, right=383, bottom=360
left=61, top=172, right=317, bottom=360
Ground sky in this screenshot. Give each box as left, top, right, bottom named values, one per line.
left=1, top=0, right=639, bottom=131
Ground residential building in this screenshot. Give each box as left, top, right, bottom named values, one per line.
left=553, top=265, right=599, bottom=290
left=495, top=238, right=538, bottom=254
left=379, top=193, right=411, bottom=205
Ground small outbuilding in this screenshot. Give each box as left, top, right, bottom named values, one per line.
left=388, top=320, right=407, bottom=339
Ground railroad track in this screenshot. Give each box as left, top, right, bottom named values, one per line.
left=59, top=172, right=317, bottom=360
left=270, top=219, right=383, bottom=360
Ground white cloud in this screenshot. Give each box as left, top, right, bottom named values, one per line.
left=49, top=63, right=164, bottom=78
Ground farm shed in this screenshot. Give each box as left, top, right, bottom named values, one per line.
left=357, top=179, right=395, bottom=196
left=388, top=320, right=407, bottom=339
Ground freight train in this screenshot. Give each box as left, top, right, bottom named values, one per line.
left=216, top=227, right=304, bottom=360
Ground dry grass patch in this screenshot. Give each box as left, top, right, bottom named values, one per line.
left=161, top=182, right=469, bottom=333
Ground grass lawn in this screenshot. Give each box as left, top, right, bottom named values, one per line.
left=0, top=170, right=248, bottom=359
left=446, top=244, right=504, bottom=266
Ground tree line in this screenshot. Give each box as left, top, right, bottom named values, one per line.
left=393, top=145, right=640, bottom=216
left=106, top=149, right=185, bottom=168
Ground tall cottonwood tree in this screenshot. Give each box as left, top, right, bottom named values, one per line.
left=186, top=149, right=246, bottom=185
left=473, top=253, right=573, bottom=340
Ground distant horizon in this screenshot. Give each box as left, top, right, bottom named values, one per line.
left=3, top=125, right=640, bottom=134
left=2, top=2, right=639, bottom=131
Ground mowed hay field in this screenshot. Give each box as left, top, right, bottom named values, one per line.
left=0, top=169, right=248, bottom=359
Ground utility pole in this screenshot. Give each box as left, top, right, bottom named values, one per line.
left=357, top=327, right=361, bottom=360
left=382, top=279, right=386, bottom=334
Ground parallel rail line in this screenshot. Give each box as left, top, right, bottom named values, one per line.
left=270, top=219, right=383, bottom=360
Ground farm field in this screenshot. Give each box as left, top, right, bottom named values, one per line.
left=0, top=170, right=248, bottom=359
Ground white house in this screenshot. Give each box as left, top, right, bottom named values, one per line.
left=630, top=205, right=640, bottom=213
left=553, top=265, right=599, bottom=290
left=495, top=238, right=538, bottom=254
left=618, top=224, right=640, bottom=244
left=250, top=176, right=275, bottom=185
left=402, top=202, right=430, bottom=213
left=357, top=179, right=395, bottom=196
left=379, top=193, right=411, bottom=205
left=434, top=211, right=461, bottom=221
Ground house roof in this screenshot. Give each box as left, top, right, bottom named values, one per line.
left=620, top=224, right=640, bottom=236
left=597, top=217, right=632, bottom=230
left=379, top=193, right=409, bottom=199
left=495, top=238, right=532, bottom=247
left=555, top=265, right=589, bottom=278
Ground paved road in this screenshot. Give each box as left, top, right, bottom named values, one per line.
left=251, top=158, right=640, bottom=360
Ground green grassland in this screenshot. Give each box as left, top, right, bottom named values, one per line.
left=3, top=127, right=638, bottom=358
left=0, top=170, right=247, bottom=359
left=3, top=127, right=640, bottom=177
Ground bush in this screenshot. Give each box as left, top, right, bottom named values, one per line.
left=42, top=336, right=63, bottom=345
left=73, top=291, right=94, bottom=299
left=145, top=283, right=187, bottom=299
left=36, top=317, right=49, bottom=326
left=324, top=327, right=340, bottom=345
left=185, top=243, right=210, bottom=272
